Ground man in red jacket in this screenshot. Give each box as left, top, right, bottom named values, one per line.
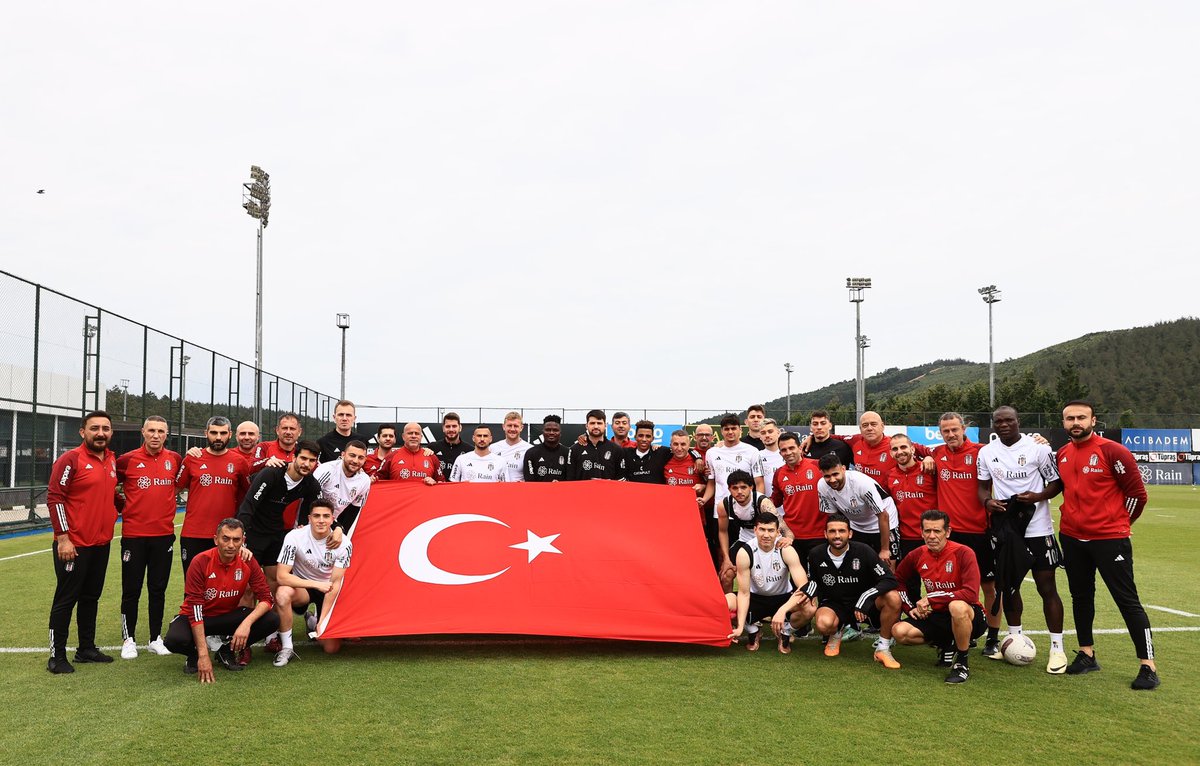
left=46, top=410, right=119, bottom=674
left=1057, top=401, right=1158, bottom=690
left=893, top=510, right=987, bottom=685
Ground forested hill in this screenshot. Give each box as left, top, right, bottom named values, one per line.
left=761, top=317, right=1200, bottom=425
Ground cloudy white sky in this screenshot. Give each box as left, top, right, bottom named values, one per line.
left=3, top=2, right=1197, bottom=414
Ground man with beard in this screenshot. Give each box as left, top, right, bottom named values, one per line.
left=309, top=440, right=373, bottom=531
left=450, top=426, right=508, bottom=483
left=251, top=412, right=303, bottom=470
left=771, top=432, right=826, bottom=561
left=610, top=412, right=635, bottom=448
left=116, top=415, right=181, bottom=660
left=524, top=415, right=570, bottom=482
left=364, top=423, right=397, bottom=479
left=888, top=433, right=940, bottom=599
left=378, top=424, right=441, bottom=486
left=46, top=411, right=119, bottom=674
left=175, top=416, right=252, bottom=577
left=567, top=410, right=627, bottom=481
left=817, top=454, right=900, bottom=568
left=237, top=440, right=325, bottom=589
left=430, top=412, right=471, bottom=481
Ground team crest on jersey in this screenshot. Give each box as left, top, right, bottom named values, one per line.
left=604, top=451, right=612, bottom=460
left=199, top=474, right=213, bottom=487
left=122, top=550, right=131, bottom=562
left=1017, top=455, right=1027, bottom=466
left=849, top=498, right=859, bottom=510
left=557, top=456, right=565, bottom=465
left=423, top=460, right=430, bottom=469
left=234, top=568, right=243, bottom=581
left=806, top=470, right=813, bottom=480
left=582, top=459, right=593, bottom=471
left=735, top=455, right=742, bottom=463
left=1089, top=454, right=1099, bottom=466
left=137, top=476, right=151, bottom=490
left=487, top=463, right=494, bottom=471
left=771, top=559, right=781, bottom=572
left=964, top=455, right=973, bottom=466
left=227, top=463, right=235, bottom=474
left=916, top=475, right=925, bottom=486
left=164, top=460, right=172, bottom=471
left=940, top=469, right=951, bottom=481
left=204, top=587, right=217, bottom=600
left=851, top=558, right=860, bottom=570
left=945, top=561, right=953, bottom=573
left=399, top=469, right=411, bottom=479
left=879, top=454, right=887, bottom=462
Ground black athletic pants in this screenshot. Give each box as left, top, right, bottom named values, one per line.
left=120, top=534, right=175, bottom=642
left=179, top=536, right=215, bottom=579
left=49, top=541, right=110, bottom=656
left=163, top=608, right=281, bottom=662
left=1060, top=533, right=1154, bottom=660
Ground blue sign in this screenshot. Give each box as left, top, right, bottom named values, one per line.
left=1194, top=463, right=1200, bottom=485
left=1122, top=429, right=1192, bottom=451
left=1139, top=463, right=1192, bottom=485
left=907, top=425, right=980, bottom=447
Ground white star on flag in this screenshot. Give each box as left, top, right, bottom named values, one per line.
left=510, top=530, right=562, bottom=563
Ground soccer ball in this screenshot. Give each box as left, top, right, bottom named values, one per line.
left=1000, top=634, right=1037, bottom=666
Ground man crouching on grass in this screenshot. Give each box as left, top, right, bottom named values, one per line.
left=163, top=518, right=277, bottom=683
left=272, top=499, right=351, bottom=665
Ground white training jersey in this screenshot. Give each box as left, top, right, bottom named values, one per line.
left=977, top=434, right=1060, bottom=537
left=705, top=442, right=764, bottom=516
left=491, top=439, right=531, bottom=483
left=279, top=525, right=352, bottom=582
left=817, top=470, right=898, bottom=534
left=759, top=449, right=785, bottom=498
left=450, top=451, right=508, bottom=483
left=312, top=460, right=372, bottom=521
left=747, top=544, right=793, bottom=597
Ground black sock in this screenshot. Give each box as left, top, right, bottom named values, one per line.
left=986, top=627, right=999, bottom=642
left=956, top=649, right=970, bottom=665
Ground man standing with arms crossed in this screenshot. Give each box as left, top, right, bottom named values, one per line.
left=116, top=415, right=181, bottom=659
left=977, top=405, right=1067, bottom=674
left=1057, top=401, right=1158, bottom=690
left=46, top=411, right=119, bottom=674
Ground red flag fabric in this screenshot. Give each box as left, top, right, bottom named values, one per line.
left=319, top=480, right=730, bottom=647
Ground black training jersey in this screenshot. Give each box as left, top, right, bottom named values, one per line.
left=806, top=437, right=855, bottom=467
left=801, top=540, right=897, bottom=609
left=429, top=439, right=471, bottom=480
left=236, top=466, right=320, bottom=535
left=523, top=443, right=571, bottom=482
left=624, top=446, right=671, bottom=484
left=567, top=439, right=626, bottom=481
left=318, top=430, right=369, bottom=464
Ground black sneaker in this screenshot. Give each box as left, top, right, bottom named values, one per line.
left=47, top=656, right=75, bottom=674
left=982, top=640, right=1002, bottom=660
left=184, top=656, right=198, bottom=674
left=945, top=662, right=970, bottom=684
left=215, top=643, right=244, bottom=671
left=74, top=647, right=115, bottom=664
left=935, top=647, right=956, bottom=667
left=1130, top=664, right=1160, bottom=691
left=1066, top=650, right=1101, bottom=675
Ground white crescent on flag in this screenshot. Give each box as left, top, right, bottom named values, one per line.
left=398, top=513, right=512, bottom=585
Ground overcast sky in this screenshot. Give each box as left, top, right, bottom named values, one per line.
left=3, top=2, right=1197, bottom=417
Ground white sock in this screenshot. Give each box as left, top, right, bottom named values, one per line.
left=781, top=623, right=794, bottom=637
left=1050, top=633, right=1064, bottom=652
left=280, top=630, right=293, bottom=650
left=876, top=637, right=893, bottom=651
left=1008, top=625, right=1023, bottom=635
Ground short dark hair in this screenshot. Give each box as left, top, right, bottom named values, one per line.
left=278, top=412, right=301, bottom=425
left=720, top=414, right=741, bottom=428
left=921, top=509, right=951, bottom=530
left=747, top=404, right=765, bottom=415
left=825, top=512, right=851, bottom=529
left=542, top=414, right=562, bottom=425
left=1063, top=400, right=1095, bottom=416
left=586, top=409, right=606, bottom=422
left=670, top=429, right=689, bottom=440
left=377, top=423, right=397, bottom=437
left=474, top=424, right=493, bottom=433
left=778, top=432, right=800, bottom=447
left=216, top=517, right=244, bottom=535
left=81, top=410, right=111, bottom=428
left=810, top=410, right=830, bottom=422
left=817, top=453, right=843, bottom=472
left=753, top=510, right=780, bottom=528
left=726, top=469, right=753, bottom=488
left=309, top=499, right=336, bottom=514
left=443, top=412, right=461, bottom=425
left=296, top=439, right=321, bottom=459
left=612, top=411, right=629, bottom=421
left=889, top=432, right=911, bottom=444
left=346, top=440, right=368, bottom=452
left=635, top=420, right=654, bottom=433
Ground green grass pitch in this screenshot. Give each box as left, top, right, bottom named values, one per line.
left=1, top=487, right=1197, bottom=765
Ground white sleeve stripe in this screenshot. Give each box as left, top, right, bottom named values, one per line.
left=927, top=589, right=956, bottom=599
left=193, top=605, right=203, bottom=622
left=55, top=504, right=69, bottom=531
left=855, top=588, right=879, bottom=610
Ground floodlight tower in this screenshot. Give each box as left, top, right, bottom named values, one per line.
left=979, top=285, right=1001, bottom=408
left=784, top=362, right=794, bottom=423
left=336, top=313, right=351, bottom=399
left=846, top=277, right=872, bottom=419
left=243, top=165, right=271, bottom=423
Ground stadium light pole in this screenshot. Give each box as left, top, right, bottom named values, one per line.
left=846, top=277, right=872, bottom=419
left=783, top=362, right=794, bottom=423
left=336, top=313, right=351, bottom=399
left=120, top=378, right=130, bottom=418
left=180, top=355, right=191, bottom=426
left=243, top=165, right=271, bottom=423
left=979, top=285, right=1001, bottom=408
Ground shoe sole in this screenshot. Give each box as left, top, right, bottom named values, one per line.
left=1047, top=663, right=1067, bottom=675
left=1066, top=665, right=1101, bottom=676
left=74, top=655, right=113, bottom=664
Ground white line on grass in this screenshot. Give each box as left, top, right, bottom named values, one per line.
left=0, top=523, right=184, bottom=562
left=1019, top=577, right=1199, bottom=617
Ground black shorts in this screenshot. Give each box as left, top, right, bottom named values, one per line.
left=245, top=531, right=286, bottom=567
left=1025, top=534, right=1063, bottom=573
left=850, top=527, right=900, bottom=562
left=906, top=603, right=987, bottom=648
left=746, top=593, right=792, bottom=625
left=954, top=532, right=996, bottom=582
left=792, top=538, right=825, bottom=562
left=291, top=587, right=327, bottom=615
left=819, top=599, right=882, bottom=631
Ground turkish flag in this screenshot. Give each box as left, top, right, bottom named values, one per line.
left=319, top=480, right=730, bottom=646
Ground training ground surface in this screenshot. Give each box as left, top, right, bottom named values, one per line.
left=1, top=487, right=1197, bottom=765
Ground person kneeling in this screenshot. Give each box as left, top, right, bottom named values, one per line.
left=272, top=500, right=351, bottom=665
left=892, top=510, right=987, bottom=684
left=727, top=512, right=808, bottom=654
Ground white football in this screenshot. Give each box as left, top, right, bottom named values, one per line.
left=1001, top=634, right=1037, bottom=666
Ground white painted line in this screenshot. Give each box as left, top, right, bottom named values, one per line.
left=0, top=523, right=185, bottom=563
left=1145, top=605, right=1200, bottom=618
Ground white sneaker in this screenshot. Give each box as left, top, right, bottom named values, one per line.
left=205, top=635, right=224, bottom=653
left=272, top=647, right=299, bottom=667
left=1047, top=648, right=1069, bottom=675
left=305, top=611, right=318, bottom=633
left=147, top=636, right=170, bottom=656
left=120, top=637, right=138, bottom=660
